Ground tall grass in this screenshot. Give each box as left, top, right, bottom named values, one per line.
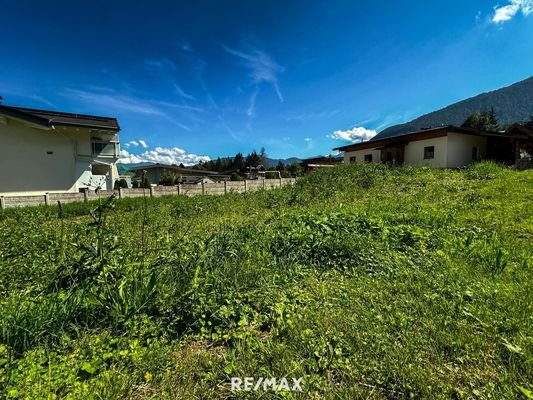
left=0, top=162, right=531, bottom=398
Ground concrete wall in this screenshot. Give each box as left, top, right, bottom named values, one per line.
left=0, top=178, right=297, bottom=209
left=446, top=132, right=487, bottom=168
left=404, top=136, right=448, bottom=168
left=0, top=118, right=119, bottom=195
left=343, top=148, right=381, bottom=164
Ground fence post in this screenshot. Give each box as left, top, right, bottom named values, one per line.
left=118, top=187, right=122, bottom=199
left=44, top=192, right=50, bottom=206
left=0, top=196, right=5, bottom=210
left=244, top=179, right=247, bottom=193
left=83, top=188, right=89, bottom=203
left=224, top=180, right=227, bottom=194
left=263, top=178, right=266, bottom=189
left=202, top=182, right=205, bottom=195
left=177, top=184, right=181, bottom=195
left=279, top=176, right=283, bottom=187
left=149, top=186, right=154, bottom=198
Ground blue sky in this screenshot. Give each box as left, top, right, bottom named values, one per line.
left=1, top=0, right=533, bottom=164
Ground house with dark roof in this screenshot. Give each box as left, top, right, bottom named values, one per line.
left=126, top=163, right=229, bottom=185
left=0, top=103, right=121, bottom=195
left=333, top=125, right=532, bottom=168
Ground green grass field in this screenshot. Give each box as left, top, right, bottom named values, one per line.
left=0, top=162, right=532, bottom=399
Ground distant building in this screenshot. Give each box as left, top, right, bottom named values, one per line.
left=333, top=125, right=532, bottom=168
left=300, top=155, right=343, bottom=171
left=0, top=104, right=120, bottom=195
left=126, top=163, right=229, bottom=185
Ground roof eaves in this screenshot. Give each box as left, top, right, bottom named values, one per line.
left=0, top=105, right=51, bottom=128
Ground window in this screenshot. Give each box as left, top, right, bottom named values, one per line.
left=349, top=156, right=356, bottom=163
left=385, top=152, right=392, bottom=162
left=423, top=146, right=435, bottom=159
left=92, top=140, right=118, bottom=157
left=364, top=154, right=373, bottom=162
left=472, top=146, right=479, bottom=161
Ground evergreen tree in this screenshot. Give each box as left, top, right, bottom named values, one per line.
left=461, top=109, right=499, bottom=131
left=233, top=152, right=244, bottom=171
left=259, top=147, right=268, bottom=168
left=524, top=115, right=533, bottom=130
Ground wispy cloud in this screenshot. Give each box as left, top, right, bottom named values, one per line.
left=492, top=0, right=533, bottom=23
left=62, top=88, right=166, bottom=116
left=304, top=138, right=312, bottom=142
left=286, top=110, right=340, bottom=122
left=222, top=45, right=285, bottom=102
left=151, top=100, right=204, bottom=112
left=120, top=147, right=210, bottom=166
left=247, top=88, right=258, bottom=117
left=0, top=85, right=56, bottom=108
left=179, top=40, right=192, bottom=52
left=62, top=88, right=203, bottom=117
left=328, top=126, right=377, bottom=142
left=144, top=58, right=177, bottom=72
left=174, top=84, right=196, bottom=101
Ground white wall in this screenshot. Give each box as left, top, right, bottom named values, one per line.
left=0, top=118, right=119, bottom=195
left=404, top=136, right=448, bottom=168
left=446, top=132, right=487, bottom=168
left=344, top=148, right=381, bottom=164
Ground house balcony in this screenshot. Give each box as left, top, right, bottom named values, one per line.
left=92, top=141, right=120, bottom=158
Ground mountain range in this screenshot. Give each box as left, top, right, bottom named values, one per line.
left=373, top=76, right=533, bottom=140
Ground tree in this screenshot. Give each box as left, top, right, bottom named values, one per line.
left=160, top=170, right=176, bottom=186
left=215, top=157, right=222, bottom=171
left=245, top=150, right=260, bottom=167
left=461, top=109, right=499, bottom=131
left=233, top=152, right=244, bottom=171
left=287, top=162, right=303, bottom=177
left=487, top=107, right=499, bottom=131
left=259, top=147, right=268, bottom=168
left=524, top=115, right=533, bottom=130
left=113, top=179, right=128, bottom=190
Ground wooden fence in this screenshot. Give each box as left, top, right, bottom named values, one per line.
left=0, top=178, right=297, bottom=209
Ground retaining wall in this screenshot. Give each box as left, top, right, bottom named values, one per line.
left=0, top=178, right=297, bottom=209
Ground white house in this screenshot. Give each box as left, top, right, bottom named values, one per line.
left=0, top=104, right=120, bottom=195
left=334, top=125, right=532, bottom=168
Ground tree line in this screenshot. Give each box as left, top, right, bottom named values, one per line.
left=461, top=107, right=533, bottom=131
left=195, top=147, right=303, bottom=178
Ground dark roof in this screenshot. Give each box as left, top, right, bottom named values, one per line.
left=301, top=155, right=343, bottom=164
left=505, top=123, right=533, bottom=138
left=0, top=104, right=120, bottom=131
left=333, top=125, right=497, bottom=152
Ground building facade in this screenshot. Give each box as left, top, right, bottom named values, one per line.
left=0, top=104, right=120, bottom=195
left=334, top=126, right=500, bottom=168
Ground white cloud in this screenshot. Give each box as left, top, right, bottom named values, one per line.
left=328, top=126, right=377, bottom=142
left=222, top=45, right=285, bottom=102
left=125, top=140, right=148, bottom=148
left=120, top=147, right=210, bottom=166
left=492, top=0, right=533, bottom=23
left=304, top=138, right=312, bottom=142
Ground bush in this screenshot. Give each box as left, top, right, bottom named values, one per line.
left=113, top=179, right=129, bottom=190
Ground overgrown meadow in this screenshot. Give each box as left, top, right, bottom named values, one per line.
left=0, top=162, right=532, bottom=399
